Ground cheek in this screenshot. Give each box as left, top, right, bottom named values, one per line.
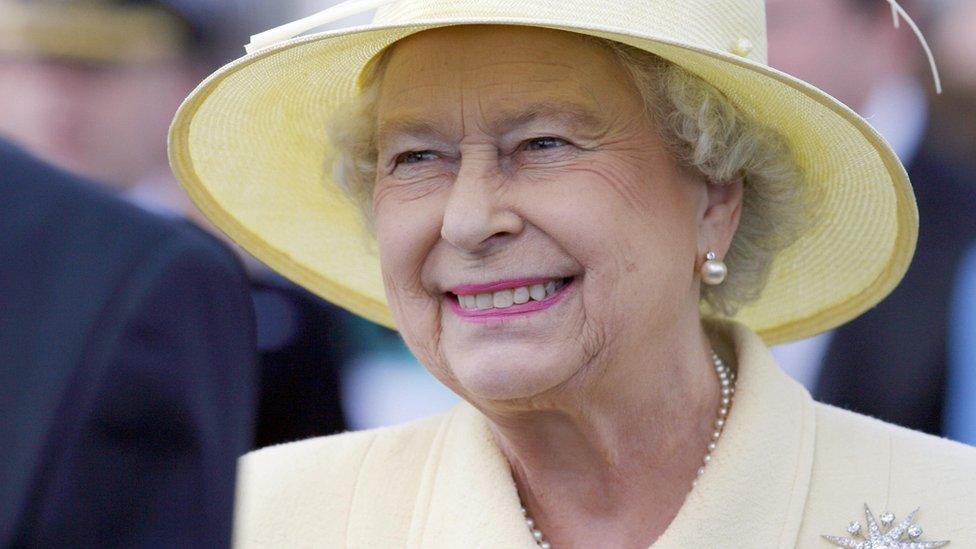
left=373, top=186, right=447, bottom=344
left=537, top=153, right=699, bottom=251
left=374, top=189, right=442, bottom=293
left=523, top=157, right=700, bottom=318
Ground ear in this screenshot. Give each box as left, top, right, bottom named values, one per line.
left=697, top=178, right=744, bottom=261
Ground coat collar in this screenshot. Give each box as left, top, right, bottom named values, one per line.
left=405, top=321, right=817, bottom=548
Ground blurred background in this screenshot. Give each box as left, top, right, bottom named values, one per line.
left=0, top=0, right=974, bottom=543
left=0, top=0, right=460, bottom=447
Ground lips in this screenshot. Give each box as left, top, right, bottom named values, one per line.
left=446, top=276, right=575, bottom=320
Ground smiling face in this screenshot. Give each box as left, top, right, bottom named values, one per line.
left=372, top=26, right=723, bottom=405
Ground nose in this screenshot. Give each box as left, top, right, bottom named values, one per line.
left=440, top=154, right=524, bottom=253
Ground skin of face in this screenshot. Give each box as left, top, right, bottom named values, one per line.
left=372, top=25, right=741, bottom=409
left=0, top=57, right=198, bottom=189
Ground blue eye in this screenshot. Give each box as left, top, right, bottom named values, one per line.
left=525, top=137, right=568, bottom=151
left=395, top=150, right=439, bottom=165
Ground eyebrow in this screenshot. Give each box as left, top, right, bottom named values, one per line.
left=376, top=118, right=449, bottom=148
left=490, top=100, right=605, bottom=135
left=376, top=100, right=605, bottom=146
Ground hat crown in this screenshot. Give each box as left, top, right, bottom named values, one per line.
left=372, top=0, right=768, bottom=64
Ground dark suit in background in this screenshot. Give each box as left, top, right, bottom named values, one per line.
left=0, top=140, right=257, bottom=548
left=251, top=275, right=351, bottom=448
left=815, top=141, right=976, bottom=435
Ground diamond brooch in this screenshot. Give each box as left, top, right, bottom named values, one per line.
left=822, top=504, right=949, bottom=548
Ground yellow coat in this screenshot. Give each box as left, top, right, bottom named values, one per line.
left=233, top=322, right=976, bottom=548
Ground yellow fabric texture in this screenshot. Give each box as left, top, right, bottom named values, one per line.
left=168, top=0, right=918, bottom=344
left=232, top=320, right=976, bottom=547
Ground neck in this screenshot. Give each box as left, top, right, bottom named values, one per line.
left=482, top=315, right=723, bottom=548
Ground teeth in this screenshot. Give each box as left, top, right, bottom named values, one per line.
left=493, top=289, right=514, bottom=308
left=457, top=279, right=568, bottom=310
left=476, top=293, right=493, bottom=310
left=528, top=284, right=546, bottom=301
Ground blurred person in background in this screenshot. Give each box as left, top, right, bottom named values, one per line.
left=0, top=0, right=227, bottom=206
left=928, top=0, right=976, bottom=171
left=0, top=139, right=256, bottom=547
left=946, top=243, right=976, bottom=445
left=0, top=0, right=356, bottom=447
left=767, top=0, right=976, bottom=437
left=935, top=0, right=976, bottom=446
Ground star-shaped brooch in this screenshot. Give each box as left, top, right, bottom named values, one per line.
left=822, top=504, right=949, bottom=548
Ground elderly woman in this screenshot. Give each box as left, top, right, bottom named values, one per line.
left=169, top=0, right=976, bottom=547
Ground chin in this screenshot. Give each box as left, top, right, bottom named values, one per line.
left=444, top=344, right=578, bottom=402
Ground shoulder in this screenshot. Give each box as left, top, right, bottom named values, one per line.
left=910, top=146, right=976, bottom=235
left=800, top=402, right=976, bottom=546
left=813, top=401, right=975, bottom=475
left=1, top=140, right=141, bottom=239
left=74, top=198, right=251, bottom=347
left=237, top=410, right=449, bottom=482
left=0, top=139, right=235, bottom=270
left=910, top=143, right=973, bottom=198
left=234, top=412, right=451, bottom=547
left=0, top=141, right=249, bottom=363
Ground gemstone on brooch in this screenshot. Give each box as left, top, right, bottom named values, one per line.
left=821, top=504, right=949, bottom=548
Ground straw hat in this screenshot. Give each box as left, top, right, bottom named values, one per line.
left=168, top=0, right=920, bottom=345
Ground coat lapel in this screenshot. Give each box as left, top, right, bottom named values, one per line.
left=653, top=321, right=817, bottom=547
left=406, top=320, right=816, bottom=548
left=407, top=403, right=538, bottom=548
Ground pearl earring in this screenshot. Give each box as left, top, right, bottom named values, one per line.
left=701, top=251, right=728, bottom=286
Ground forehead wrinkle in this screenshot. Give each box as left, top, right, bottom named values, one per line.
left=456, top=58, right=595, bottom=77
left=377, top=29, right=641, bottom=144
left=377, top=80, right=462, bottom=147
left=377, top=117, right=455, bottom=149
left=379, top=88, right=631, bottom=145
left=474, top=77, right=633, bottom=139
left=464, top=75, right=616, bottom=137
left=382, top=82, right=458, bottom=99
left=484, top=99, right=607, bottom=136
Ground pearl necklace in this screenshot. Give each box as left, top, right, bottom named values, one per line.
left=518, top=351, right=736, bottom=548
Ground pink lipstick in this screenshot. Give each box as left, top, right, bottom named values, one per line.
left=447, top=277, right=575, bottom=322
left=449, top=277, right=557, bottom=296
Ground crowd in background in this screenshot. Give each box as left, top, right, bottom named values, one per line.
left=0, top=0, right=974, bottom=546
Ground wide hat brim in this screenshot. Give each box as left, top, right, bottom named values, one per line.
left=168, top=8, right=917, bottom=345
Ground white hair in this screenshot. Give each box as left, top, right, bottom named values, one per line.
left=327, top=35, right=810, bottom=315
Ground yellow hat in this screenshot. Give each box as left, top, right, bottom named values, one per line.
left=168, top=0, right=919, bottom=345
